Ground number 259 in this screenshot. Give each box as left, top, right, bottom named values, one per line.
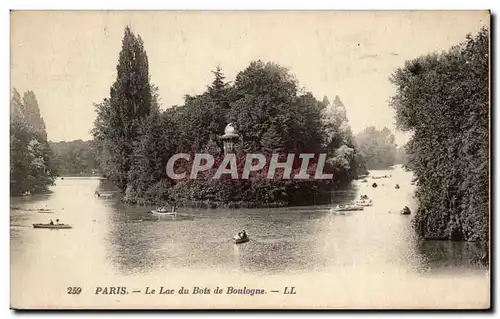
left=67, top=287, right=82, bottom=294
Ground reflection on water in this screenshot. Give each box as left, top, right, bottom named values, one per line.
left=415, top=240, right=486, bottom=271
left=10, top=169, right=490, bottom=308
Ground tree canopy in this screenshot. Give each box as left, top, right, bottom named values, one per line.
left=92, top=26, right=153, bottom=191
left=10, top=88, right=56, bottom=195
left=92, top=28, right=365, bottom=207
left=390, top=27, right=489, bottom=246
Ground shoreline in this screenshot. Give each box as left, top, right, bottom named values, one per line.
left=122, top=198, right=299, bottom=209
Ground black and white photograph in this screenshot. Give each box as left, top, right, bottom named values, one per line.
left=9, top=10, right=490, bottom=309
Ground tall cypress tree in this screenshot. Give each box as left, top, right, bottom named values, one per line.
left=93, top=26, right=152, bottom=191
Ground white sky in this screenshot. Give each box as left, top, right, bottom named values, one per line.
left=10, top=11, right=489, bottom=145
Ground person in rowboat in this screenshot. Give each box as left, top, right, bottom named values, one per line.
left=239, top=230, right=248, bottom=239
left=49, top=219, right=54, bottom=225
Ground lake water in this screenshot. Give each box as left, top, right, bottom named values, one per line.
left=10, top=167, right=490, bottom=309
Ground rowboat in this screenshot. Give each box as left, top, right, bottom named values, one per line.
left=151, top=211, right=177, bottom=216
left=330, top=205, right=364, bottom=212
left=233, top=236, right=249, bottom=244
left=37, top=208, right=53, bottom=213
left=33, top=223, right=72, bottom=229
left=95, top=191, right=114, bottom=199
left=401, top=207, right=411, bottom=215
left=151, top=207, right=177, bottom=216
left=355, top=200, right=373, bottom=207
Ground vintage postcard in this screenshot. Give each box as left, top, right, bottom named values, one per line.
left=10, top=10, right=490, bottom=309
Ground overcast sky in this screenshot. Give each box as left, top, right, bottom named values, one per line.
left=10, top=11, right=488, bottom=145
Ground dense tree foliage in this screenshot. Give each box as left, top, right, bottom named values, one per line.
left=227, top=62, right=324, bottom=153
left=322, top=95, right=368, bottom=178
left=50, top=140, right=98, bottom=176
left=355, top=126, right=397, bottom=169
left=10, top=88, right=57, bottom=195
left=92, top=26, right=152, bottom=191
left=390, top=28, right=489, bottom=248
left=93, top=27, right=366, bottom=207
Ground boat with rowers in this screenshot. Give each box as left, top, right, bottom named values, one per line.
left=233, top=230, right=249, bottom=244
left=37, top=208, right=53, bottom=213
left=330, top=204, right=364, bottom=213
left=33, top=219, right=71, bottom=229
left=94, top=190, right=114, bottom=199
left=401, top=206, right=411, bottom=215
left=355, top=200, right=373, bottom=207
left=33, top=223, right=72, bottom=229
left=150, top=206, right=177, bottom=216
left=355, top=195, right=373, bottom=206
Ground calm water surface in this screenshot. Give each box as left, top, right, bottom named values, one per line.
left=10, top=168, right=489, bottom=309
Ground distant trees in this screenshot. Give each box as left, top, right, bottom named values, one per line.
left=355, top=126, right=397, bottom=169
left=10, top=88, right=57, bottom=195
left=390, top=27, right=489, bottom=246
left=50, top=140, right=98, bottom=176
left=321, top=95, right=368, bottom=178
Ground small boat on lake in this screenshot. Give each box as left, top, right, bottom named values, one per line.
left=401, top=206, right=411, bottom=215
left=33, top=223, right=72, bottom=229
left=37, top=208, right=53, bottom=213
left=151, top=206, right=177, bottom=216
left=233, top=230, right=249, bottom=244
left=330, top=204, right=364, bottom=213
left=233, top=235, right=250, bottom=244
left=94, top=191, right=114, bottom=199
left=355, top=200, right=373, bottom=207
